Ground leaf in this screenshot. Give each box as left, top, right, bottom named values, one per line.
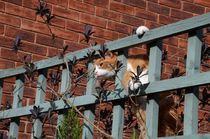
left=69, top=56, right=78, bottom=66
left=45, top=12, right=54, bottom=24
left=115, top=60, right=123, bottom=73
left=84, top=50, right=96, bottom=63
left=35, top=1, right=50, bottom=17
left=83, top=24, right=94, bottom=43
left=162, top=49, right=168, bottom=60
left=131, top=128, right=137, bottom=139
left=29, top=106, right=44, bottom=119
left=136, top=66, right=143, bottom=76
left=170, top=67, right=180, bottom=78
left=98, top=44, right=108, bottom=58
left=12, top=35, right=22, bottom=52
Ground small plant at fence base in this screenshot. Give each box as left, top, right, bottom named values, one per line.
left=57, top=108, right=82, bottom=139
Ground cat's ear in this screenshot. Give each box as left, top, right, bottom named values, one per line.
left=105, top=51, right=114, bottom=58
left=113, top=52, right=118, bottom=56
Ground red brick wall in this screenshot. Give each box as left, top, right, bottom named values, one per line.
left=0, top=0, right=210, bottom=138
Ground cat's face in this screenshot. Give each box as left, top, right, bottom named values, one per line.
left=94, top=52, right=117, bottom=79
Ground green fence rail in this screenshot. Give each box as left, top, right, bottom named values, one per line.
left=0, top=12, right=210, bottom=139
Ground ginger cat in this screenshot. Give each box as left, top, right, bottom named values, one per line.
left=93, top=26, right=181, bottom=138
left=94, top=51, right=180, bottom=138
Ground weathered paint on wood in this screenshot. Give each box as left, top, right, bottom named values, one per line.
left=32, top=69, right=47, bottom=139
left=9, top=75, right=24, bottom=139
left=184, top=30, right=202, bottom=135
left=146, top=41, right=162, bottom=138
left=2, top=70, right=210, bottom=119
left=56, top=67, right=71, bottom=139
left=157, top=134, right=210, bottom=139
left=111, top=50, right=127, bottom=139
left=82, top=63, right=96, bottom=139
left=1, top=12, right=210, bottom=79
left=0, top=80, right=3, bottom=106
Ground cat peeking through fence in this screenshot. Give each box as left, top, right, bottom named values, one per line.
left=93, top=26, right=181, bottom=138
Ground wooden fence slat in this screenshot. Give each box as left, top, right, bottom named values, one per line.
left=0, top=80, right=3, bottom=106
left=82, top=63, right=96, bottom=139
left=157, top=134, right=210, bottom=139
left=1, top=13, right=210, bottom=79
left=146, top=41, right=162, bottom=138
left=9, top=75, right=24, bottom=139
left=56, top=67, right=71, bottom=139
left=111, top=50, right=127, bottom=139
left=32, top=69, right=47, bottom=139
left=184, top=30, right=202, bottom=135
left=2, top=70, right=210, bottom=119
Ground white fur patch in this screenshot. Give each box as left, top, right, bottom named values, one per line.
left=94, top=65, right=115, bottom=79
left=128, top=69, right=149, bottom=91
left=136, top=26, right=149, bottom=35
left=127, top=63, right=134, bottom=73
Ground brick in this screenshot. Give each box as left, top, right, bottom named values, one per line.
left=163, top=37, right=179, bottom=46
left=147, top=0, right=158, bottom=2
left=50, top=16, right=65, bottom=28
left=110, top=1, right=134, bottom=15
left=0, top=13, right=21, bottom=27
left=32, top=54, right=47, bottom=62
left=145, top=21, right=160, bottom=29
left=80, top=13, right=107, bottom=28
left=108, top=21, right=132, bottom=34
left=23, top=0, right=38, bottom=9
left=47, top=47, right=62, bottom=57
left=195, top=0, right=210, bottom=7
left=68, top=0, right=95, bottom=14
left=96, top=7, right=121, bottom=22
left=2, top=82, right=14, bottom=94
left=93, top=27, right=119, bottom=41
left=118, top=33, right=128, bottom=38
left=21, top=19, right=50, bottom=35
left=46, top=0, right=68, bottom=8
left=65, top=41, right=87, bottom=52
left=0, top=58, right=15, bottom=69
left=159, top=0, right=181, bottom=9
left=135, top=9, right=158, bottom=22
left=0, top=24, right=4, bottom=35
left=1, top=94, right=13, bottom=106
left=43, top=125, right=56, bottom=136
left=0, top=1, right=5, bottom=12
left=51, top=27, right=79, bottom=41
left=183, top=2, right=205, bottom=14
left=18, top=133, right=30, bottom=139
left=66, top=20, right=85, bottom=33
left=121, top=15, right=144, bottom=26
left=178, top=39, right=188, bottom=49
left=21, top=42, right=48, bottom=56
left=84, top=0, right=109, bottom=8
left=0, top=48, right=28, bottom=62
left=53, top=6, right=79, bottom=21
left=2, top=0, right=22, bottom=6
left=36, top=34, right=64, bottom=48
left=148, top=2, right=170, bottom=16
left=5, top=26, right=35, bottom=43
left=0, top=36, right=14, bottom=48
left=159, top=15, right=178, bottom=25
left=5, top=3, right=36, bottom=20
left=23, top=86, right=36, bottom=99
left=171, top=9, right=193, bottom=20
left=122, top=0, right=146, bottom=9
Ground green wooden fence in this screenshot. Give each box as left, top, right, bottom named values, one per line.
left=1, top=12, right=210, bottom=139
